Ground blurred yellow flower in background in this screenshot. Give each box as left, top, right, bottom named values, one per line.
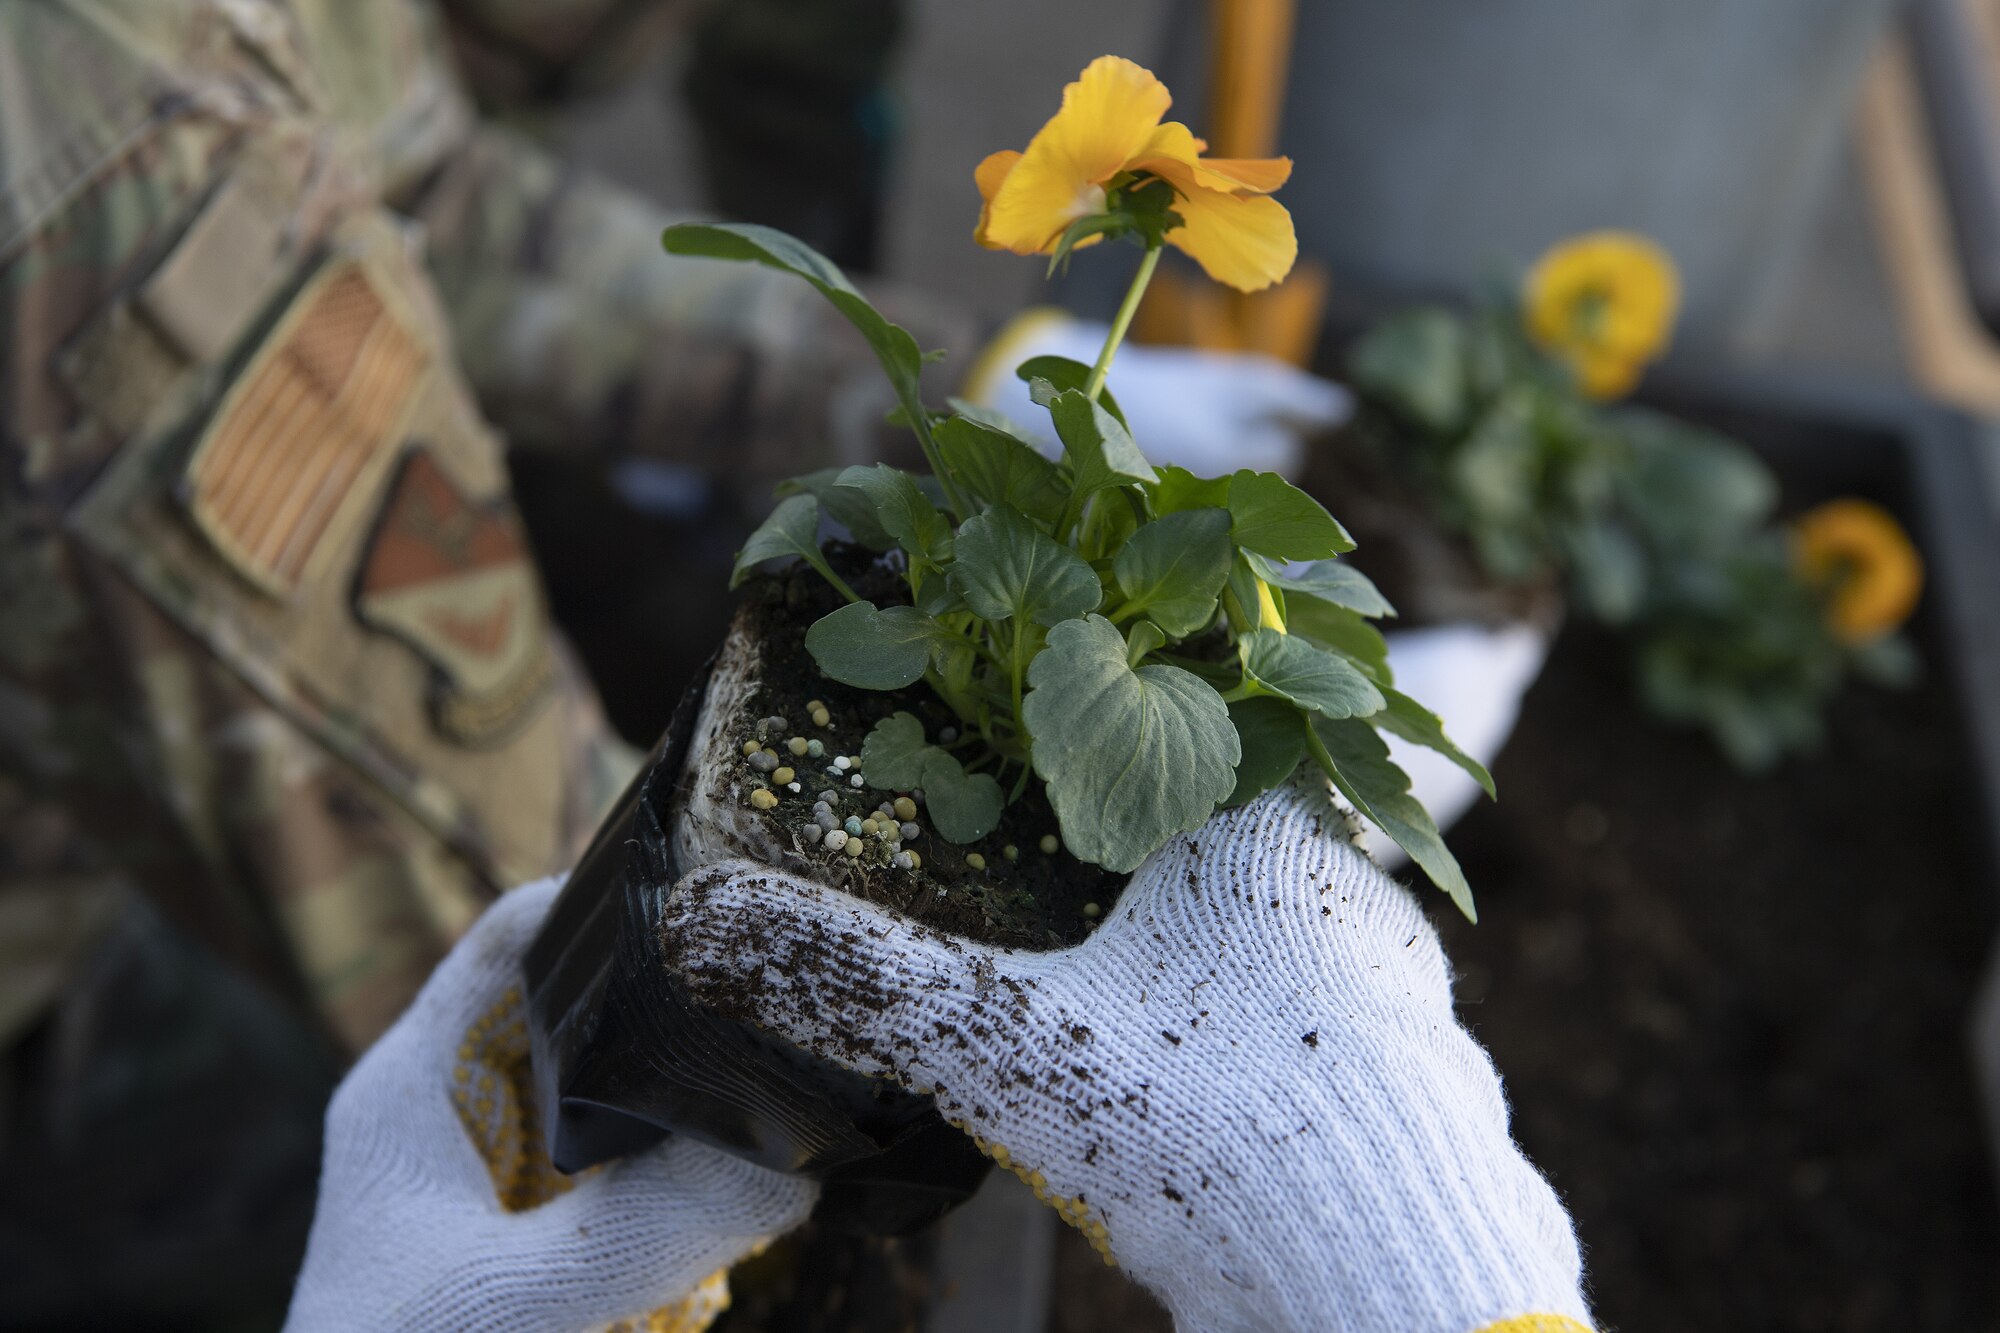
left=1525, top=230, right=1680, bottom=399
left=1791, top=498, right=1924, bottom=643
left=973, top=56, right=1297, bottom=292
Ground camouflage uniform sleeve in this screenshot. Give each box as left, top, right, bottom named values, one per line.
left=402, top=122, right=985, bottom=486
left=1, top=0, right=639, bottom=1054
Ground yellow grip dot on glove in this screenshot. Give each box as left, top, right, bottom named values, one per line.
left=451, top=986, right=577, bottom=1213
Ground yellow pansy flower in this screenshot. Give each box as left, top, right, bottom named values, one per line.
left=973, top=55, right=1298, bottom=293
left=1791, top=498, right=1924, bottom=643
left=1524, top=230, right=1680, bottom=400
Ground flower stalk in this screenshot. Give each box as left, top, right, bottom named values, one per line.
left=1085, top=243, right=1164, bottom=402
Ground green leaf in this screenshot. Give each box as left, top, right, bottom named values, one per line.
left=1124, top=619, right=1166, bottom=666
left=860, top=712, right=933, bottom=788
left=1614, top=408, right=1778, bottom=551
left=663, top=224, right=933, bottom=443
left=1226, top=472, right=1355, bottom=559
left=946, top=396, right=1032, bottom=435
left=1451, top=389, right=1539, bottom=526
left=1150, top=465, right=1233, bottom=517
left=1014, top=355, right=1128, bottom=428
left=1024, top=615, right=1240, bottom=872
left=777, top=469, right=894, bottom=551
left=731, top=493, right=822, bottom=589
left=858, top=714, right=1003, bottom=841
left=836, top=464, right=953, bottom=566
left=1223, top=696, right=1309, bottom=808
left=1114, top=509, right=1234, bottom=636
left=805, top=603, right=942, bottom=689
left=1849, top=632, right=1920, bottom=689
left=916, top=580, right=968, bottom=617
left=1310, top=717, right=1475, bottom=920
left=1375, top=687, right=1495, bottom=798
left=1284, top=597, right=1394, bottom=685
left=1032, top=381, right=1158, bottom=499
left=1240, top=629, right=1386, bottom=720
left=1566, top=518, right=1646, bottom=625
left=947, top=504, right=1101, bottom=626
left=1242, top=551, right=1396, bottom=618
left=915, top=750, right=1006, bottom=842
left=1347, top=306, right=1468, bottom=434
left=934, top=415, right=1066, bottom=526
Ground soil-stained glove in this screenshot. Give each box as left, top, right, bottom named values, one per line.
left=663, top=781, right=1591, bottom=1333
left=285, top=877, right=816, bottom=1333
left=964, top=309, right=1350, bottom=479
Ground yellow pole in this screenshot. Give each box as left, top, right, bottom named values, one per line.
left=1136, top=0, right=1327, bottom=367
left=1210, top=0, right=1294, bottom=158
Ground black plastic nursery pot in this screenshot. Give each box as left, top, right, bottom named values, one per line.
left=521, top=650, right=993, bottom=1236
left=522, top=563, right=1127, bottom=1238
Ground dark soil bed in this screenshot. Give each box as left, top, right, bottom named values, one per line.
left=1433, top=604, right=2000, bottom=1330
left=1413, top=387, right=2000, bottom=1331
left=1045, top=389, right=2000, bottom=1329
left=1045, top=603, right=2000, bottom=1331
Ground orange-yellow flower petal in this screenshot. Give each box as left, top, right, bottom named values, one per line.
left=982, top=56, right=1172, bottom=255
left=1161, top=183, right=1297, bottom=292
left=1525, top=230, right=1679, bottom=399
left=1132, top=122, right=1292, bottom=194
left=1791, top=498, right=1924, bottom=642
left=1570, top=348, right=1643, bottom=400
left=1187, top=155, right=1293, bottom=194
left=973, top=150, right=1021, bottom=247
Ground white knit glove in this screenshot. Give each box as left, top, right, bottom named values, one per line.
left=285, top=877, right=816, bottom=1333
left=662, top=782, right=1591, bottom=1333
left=1369, top=621, right=1552, bottom=866
left=966, top=311, right=1350, bottom=479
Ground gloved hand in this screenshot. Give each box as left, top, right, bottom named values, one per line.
left=285, top=877, right=816, bottom=1333
left=965, top=310, right=1350, bottom=478
left=662, top=780, right=1591, bottom=1333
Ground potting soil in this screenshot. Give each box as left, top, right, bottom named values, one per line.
left=710, top=557, right=1127, bottom=951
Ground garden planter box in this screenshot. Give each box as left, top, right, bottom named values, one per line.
left=1046, top=368, right=2000, bottom=1331
left=1421, top=369, right=2000, bottom=1328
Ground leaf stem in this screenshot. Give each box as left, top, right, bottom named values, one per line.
left=1084, top=243, right=1163, bottom=402
left=1008, top=622, right=1030, bottom=741
left=1009, top=760, right=1034, bottom=802
left=806, top=552, right=862, bottom=603
left=1302, top=719, right=1342, bottom=786
left=899, top=410, right=975, bottom=527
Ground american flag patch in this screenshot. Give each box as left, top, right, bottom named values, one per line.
left=184, top=264, right=425, bottom=595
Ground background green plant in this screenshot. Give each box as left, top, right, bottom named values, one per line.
left=1346, top=300, right=1917, bottom=770
left=669, top=222, right=1489, bottom=916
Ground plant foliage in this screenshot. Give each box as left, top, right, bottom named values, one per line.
left=671, top=222, right=1486, bottom=916
left=1346, top=299, right=1917, bottom=770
